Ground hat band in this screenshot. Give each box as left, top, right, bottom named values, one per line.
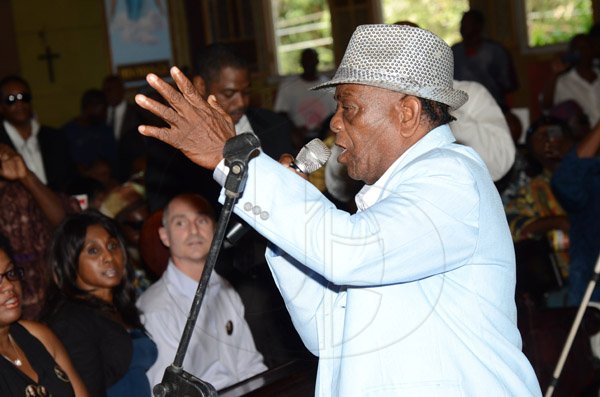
left=335, top=66, right=415, bottom=84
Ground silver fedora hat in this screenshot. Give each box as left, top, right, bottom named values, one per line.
left=312, top=24, right=468, bottom=110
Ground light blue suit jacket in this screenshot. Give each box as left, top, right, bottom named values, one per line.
left=220, top=125, right=542, bottom=396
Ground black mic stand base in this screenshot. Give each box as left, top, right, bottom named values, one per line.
left=153, top=365, right=217, bottom=397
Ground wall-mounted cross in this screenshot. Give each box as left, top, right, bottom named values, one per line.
left=37, top=30, right=60, bottom=83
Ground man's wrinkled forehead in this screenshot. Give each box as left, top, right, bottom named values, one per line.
left=333, top=83, right=363, bottom=99
left=333, top=83, right=398, bottom=100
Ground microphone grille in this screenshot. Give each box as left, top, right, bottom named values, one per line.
left=295, top=138, right=331, bottom=174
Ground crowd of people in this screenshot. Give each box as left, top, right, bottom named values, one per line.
left=0, top=8, right=599, bottom=396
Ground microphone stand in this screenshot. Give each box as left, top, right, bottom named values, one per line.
left=153, top=133, right=261, bottom=397
left=544, top=252, right=600, bottom=397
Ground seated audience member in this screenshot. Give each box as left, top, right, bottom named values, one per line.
left=63, top=89, right=118, bottom=185
left=0, top=144, right=79, bottom=319
left=541, top=33, right=600, bottom=126
left=0, top=234, right=89, bottom=397
left=102, top=75, right=146, bottom=182
left=0, top=75, right=74, bottom=192
left=503, top=117, right=574, bottom=300
left=137, top=194, right=267, bottom=390
left=41, top=211, right=157, bottom=397
left=504, top=117, right=573, bottom=242
left=552, top=120, right=600, bottom=306
left=501, top=101, right=590, bottom=205
left=549, top=99, right=592, bottom=142
left=273, top=48, right=337, bottom=148
left=100, top=177, right=153, bottom=294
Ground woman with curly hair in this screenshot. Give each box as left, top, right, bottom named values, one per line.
left=41, top=210, right=156, bottom=397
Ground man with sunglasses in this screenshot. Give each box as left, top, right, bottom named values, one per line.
left=0, top=75, right=73, bottom=192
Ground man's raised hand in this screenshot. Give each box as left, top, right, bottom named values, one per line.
left=134, top=66, right=236, bottom=170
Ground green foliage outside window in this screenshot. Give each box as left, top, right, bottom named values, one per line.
left=526, top=0, right=593, bottom=47
left=381, top=0, right=469, bottom=46
left=272, top=0, right=594, bottom=76
left=273, top=0, right=334, bottom=75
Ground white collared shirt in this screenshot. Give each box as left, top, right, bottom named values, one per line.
left=273, top=75, right=337, bottom=133
left=110, top=100, right=128, bottom=140
left=3, top=119, right=47, bottom=184
left=137, top=261, right=266, bottom=390
left=235, top=114, right=253, bottom=135
left=555, top=67, right=600, bottom=126
left=354, top=144, right=414, bottom=211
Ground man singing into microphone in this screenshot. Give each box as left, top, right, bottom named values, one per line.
left=135, top=25, right=542, bottom=396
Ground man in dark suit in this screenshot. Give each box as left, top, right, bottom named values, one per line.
left=0, top=75, right=73, bottom=192
left=103, top=74, right=146, bottom=182
left=145, top=44, right=295, bottom=211
left=144, top=44, right=307, bottom=368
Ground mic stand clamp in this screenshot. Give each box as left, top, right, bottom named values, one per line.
left=153, top=133, right=261, bottom=397
left=223, top=132, right=261, bottom=197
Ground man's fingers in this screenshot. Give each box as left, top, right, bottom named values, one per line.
left=278, top=153, right=308, bottom=179
left=206, top=95, right=233, bottom=122
left=171, top=67, right=206, bottom=110
left=279, top=153, right=294, bottom=166
left=144, top=73, right=189, bottom=117
left=137, top=124, right=177, bottom=146
left=135, top=94, right=180, bottom=127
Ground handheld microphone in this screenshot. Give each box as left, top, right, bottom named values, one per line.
left=223, top=138, right=331, bottom=249
left=289, top=138, right=331, bottom=174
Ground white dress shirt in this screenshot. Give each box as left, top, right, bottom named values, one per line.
left=274, top=75, right=337, bottom=134
left=109, top=100, right=128, bottom=140
left=554, top=67, right=600, bottom=126
left=234, top=114, right=254, bottom=135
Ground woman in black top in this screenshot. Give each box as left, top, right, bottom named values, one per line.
left=0, top=234, right=88, bottom=396
left=41, top=210, right=156, bottom=397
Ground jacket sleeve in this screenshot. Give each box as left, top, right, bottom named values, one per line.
left=221, top=152, right=479, bottom=287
